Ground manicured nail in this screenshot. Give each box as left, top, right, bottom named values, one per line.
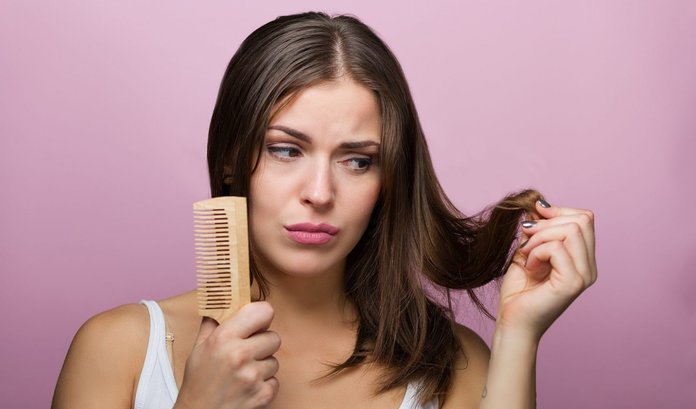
left=538, top=199, right=551, bottom=208
left=521, top=220, right=537, bottom=228
left=520, top=239, right=529, bottom=248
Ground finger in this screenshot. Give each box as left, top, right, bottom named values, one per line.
left=520, top=223, right=592, bottom=286
left=221, top=301, right=275, bottom=339
left=524, top=246, right=552, bottom=283
left=263, top=376, right=280, bottom=403
left=518, top=230, right=531, bottom=248
left=249, top=374, right=279, bottom=408
left=521, top=211, right=596, bottom=280
left=267, top=376, right=279, bottom=394
left=522, top=214, right=592, bottom=231
left=512, top=247, right=528, bottom=267
left=526, top=211, right=595, bottom=243
left=195, top=316, right=219, bottom=347
left=257, top=356, right=280, bottom=380
left=522, top=215, right=593, bottom=254
left=248, top=330, right=282, bottom=360
left=526, top=241, right=587, bottom=296
left=535, top=200, right=595, bottom=232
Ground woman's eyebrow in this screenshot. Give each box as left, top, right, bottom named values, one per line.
left=267, top=125, right=380, bottom=149
left=268, top=125, right=312, bottom=143
left=340, top=141, right=380, bottom=149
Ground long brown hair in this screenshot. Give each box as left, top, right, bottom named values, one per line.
left=207, top=11, right=542, bottom=405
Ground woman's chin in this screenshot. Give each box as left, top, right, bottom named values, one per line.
left=257, top=253, right=346, bottom=282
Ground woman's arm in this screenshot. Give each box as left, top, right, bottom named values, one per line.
left=441, top=325, right=537, bottom=409
left=478, top=326, right=538, bottom=408
left=444, top=200, right=596, bottom=409
left=52, top=304, right=149, bottom=409
left=485, top=200, right=596, bottom=408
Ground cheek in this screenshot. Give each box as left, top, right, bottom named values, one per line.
left=248, top=171, right=276, bottom=234
left=352, top=180, right=381, bottom=224
left=249, top=165, right=280, bottom=211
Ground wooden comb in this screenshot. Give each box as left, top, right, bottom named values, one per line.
left=193, top=196, right=251, bottom=323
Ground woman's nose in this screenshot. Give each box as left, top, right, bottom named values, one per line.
left=299, top=161, right=335, bottom=208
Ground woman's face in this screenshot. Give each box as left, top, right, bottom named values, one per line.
left=249, top=79, right=382, bottom=281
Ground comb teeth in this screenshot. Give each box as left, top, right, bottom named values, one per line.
left=193, top=197, right=250, bottom=323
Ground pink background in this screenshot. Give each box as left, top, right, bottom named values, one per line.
left=2, top=1, right=695, bottom=407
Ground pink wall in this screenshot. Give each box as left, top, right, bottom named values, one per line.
left=2, top=1, right=694, bottom=407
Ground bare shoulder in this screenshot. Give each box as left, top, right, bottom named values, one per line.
left=72, top=302, right=150, bottom=356
left=52, top=303, right=150, bottom=409
left=452, top=322, right=491, bottom=366
left=440, top=323, right=490, bottom=409
left=86, top=302, right=149, bottom=335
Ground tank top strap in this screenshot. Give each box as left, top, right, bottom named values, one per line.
left=399, top=380, right=439, bottom=409
left=134, top=300, right=179, bottom=409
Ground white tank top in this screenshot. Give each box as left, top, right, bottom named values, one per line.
left=134, top=300, right=438, bottom=409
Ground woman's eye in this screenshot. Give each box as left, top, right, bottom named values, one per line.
left=267, top=145, right=301, bottom=160
left=342, top=157, right=373, bottom=172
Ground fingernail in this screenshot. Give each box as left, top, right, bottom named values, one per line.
left=538, top=199, right=551, bottom=208
left=521, top=220, right=537, bottom=228
left=520, top=239, right=529, bottom=248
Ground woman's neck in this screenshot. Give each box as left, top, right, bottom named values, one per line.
left=251, top=260, right=357, bottom=331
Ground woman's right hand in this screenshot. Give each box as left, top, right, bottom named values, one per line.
left=174, top=301, right=281, bottom=409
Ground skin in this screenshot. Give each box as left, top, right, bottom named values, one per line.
left=52, top=78, right=597, bottom=409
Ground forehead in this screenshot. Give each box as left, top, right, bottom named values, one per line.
left=269, top=79, right=382, bottom=143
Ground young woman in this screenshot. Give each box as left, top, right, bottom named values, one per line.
left=52, top=12, right=597, bottom=409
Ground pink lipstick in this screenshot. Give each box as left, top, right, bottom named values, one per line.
left=285, top=223, right=339, bottom=245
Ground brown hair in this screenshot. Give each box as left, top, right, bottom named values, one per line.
left=207, top=11, right=543, bottom=405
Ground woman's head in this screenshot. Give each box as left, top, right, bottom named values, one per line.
left=207, top=12, right=432, bottom=286
left=208, top=12, right=419, bottom=199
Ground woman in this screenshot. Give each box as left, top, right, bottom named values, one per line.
left=52, top=12, right=596, bottom=409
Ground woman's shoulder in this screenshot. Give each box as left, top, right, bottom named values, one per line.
left=76, top=290, right=199, bottom=343
left=439, top=322, right=490, bottom=409
left=53, top=291, right=198, bottom=408
left=53, top=302, right=151, bottom=408
left=85, top=301, right=150, bottom=333
left=452, top=322, right=491, bottom=362
left=69, top=301, right=151, bottom=364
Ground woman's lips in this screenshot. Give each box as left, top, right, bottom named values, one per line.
left=285, top=223, right=339, bottom=245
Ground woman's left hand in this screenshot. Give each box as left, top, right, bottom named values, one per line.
left=497, top=199, right=597, bottom=340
